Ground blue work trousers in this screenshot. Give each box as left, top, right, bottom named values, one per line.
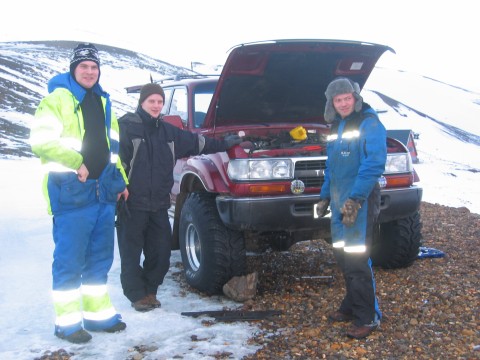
left=52, top=202, right=116, bottom=290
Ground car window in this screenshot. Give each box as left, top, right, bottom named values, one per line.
left=161, top=88, right=173, bottom=115
left=170, top=87, right=188, bottom=124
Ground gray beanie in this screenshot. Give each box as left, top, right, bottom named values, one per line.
left=324, top=77, right=363, bottom=123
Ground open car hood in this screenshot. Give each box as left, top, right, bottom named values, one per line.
left=203, top=39, right=394, bottom=128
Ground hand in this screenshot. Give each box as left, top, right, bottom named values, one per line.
left=117, top=187, right=129, bottom=202
left=116, top=194, right=131, bottom=218
left=315, top=199, right=330, bottom=217
left=77, top=163, right=89, bottom=182
left=341, top=198, right=361, bottom=227
left=224, top=134, right=243, bottom=149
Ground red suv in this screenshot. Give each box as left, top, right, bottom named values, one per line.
left=128, top=39, right=423, bottom=295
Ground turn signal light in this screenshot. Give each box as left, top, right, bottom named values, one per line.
left=249, top=184, right=286, bottom=193
left=385, top=174, right=413, bottom=188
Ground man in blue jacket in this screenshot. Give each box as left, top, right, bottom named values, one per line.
left=316, top=77, right=387, bottom=339
left=30, top=43, right=129, bottom=344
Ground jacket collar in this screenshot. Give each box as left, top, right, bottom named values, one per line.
left=47, top=72, right=106, bottom=103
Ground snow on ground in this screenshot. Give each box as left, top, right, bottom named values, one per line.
left=0, top=158, right=260, bottom=360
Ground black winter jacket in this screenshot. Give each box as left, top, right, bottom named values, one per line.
left=118, top=109, right=229, bottom=211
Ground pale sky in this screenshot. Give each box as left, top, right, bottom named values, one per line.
left=1, top=0, right=478, bottom=92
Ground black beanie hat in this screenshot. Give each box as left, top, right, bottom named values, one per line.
left=70, top=43, right=100, bottom=74
left=139, top=83, right=165, bottom=105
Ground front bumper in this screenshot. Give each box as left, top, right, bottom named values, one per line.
left=216, top=185, right=423, bottom=231
left=377, top=185, right=423, bottom=223
left=216, top=194, right=324, bottom=231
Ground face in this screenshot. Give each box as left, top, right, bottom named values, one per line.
left=141, top=94, right=164, bottom=118
left=73, top=61, right=99, bottom=89
left=332, top=92, right=356, bottom=118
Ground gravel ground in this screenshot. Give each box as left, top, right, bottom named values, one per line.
left=241, top=202, right=480, bottom=359
left=34, top=201, right=480, bottom=359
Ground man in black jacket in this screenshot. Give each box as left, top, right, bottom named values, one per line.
left=117, top=83, right=242, bottom=311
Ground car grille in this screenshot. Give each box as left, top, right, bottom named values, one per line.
left=294, top=159, right=326, bottom=188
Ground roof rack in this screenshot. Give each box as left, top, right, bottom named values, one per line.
left=125, top=74, right=219, bottom=93
left=165, top=74, right=219, bottom=81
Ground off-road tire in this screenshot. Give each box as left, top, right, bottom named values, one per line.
left=371, top=211, right=422, bottom=268
left=179, top=192, right=246, bottom=295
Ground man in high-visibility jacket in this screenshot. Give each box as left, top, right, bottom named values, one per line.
left=316, top=77, right=387, bottom=339
left=29, top=43, right=129, bottom=344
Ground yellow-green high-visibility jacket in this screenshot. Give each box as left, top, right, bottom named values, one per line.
left=29, top=72, right=128, bottom=214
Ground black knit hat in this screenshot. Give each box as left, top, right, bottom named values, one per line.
left=70, top=43, right=100, bottom=74
left=139, top=83, right=165, bottom=105
left=324, top=77, right=363, bottom=123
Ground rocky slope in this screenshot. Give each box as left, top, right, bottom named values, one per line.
left=240, top=202, right=479, bottom=359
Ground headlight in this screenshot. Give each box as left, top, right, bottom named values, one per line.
left=384, top=153, right=412, bottom=173
left=228, top=159, right=294, bottom=180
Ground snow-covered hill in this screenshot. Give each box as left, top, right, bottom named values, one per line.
left=1, top=40, right=479, bottom=213
left=0, top=40, right=194, bottom=156
left=0, top=40, right=480, bottom=359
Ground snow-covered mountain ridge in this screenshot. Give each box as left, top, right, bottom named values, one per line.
left=1, top=40, right=479, bottom=213
left=0, top=40, right=194, bottom=156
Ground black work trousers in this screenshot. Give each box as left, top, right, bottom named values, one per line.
left=116, top=207, right=171, bottom=303
left=332, top=184, right=381, bottom=326
left=333, top=248, right=380, bottom=326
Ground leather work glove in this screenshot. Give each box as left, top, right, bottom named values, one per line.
left=224, top=134, right=243, bottom=149
left=341, top=198, right=362, bottom=227
left=315, top=198, right=330, bottom=218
